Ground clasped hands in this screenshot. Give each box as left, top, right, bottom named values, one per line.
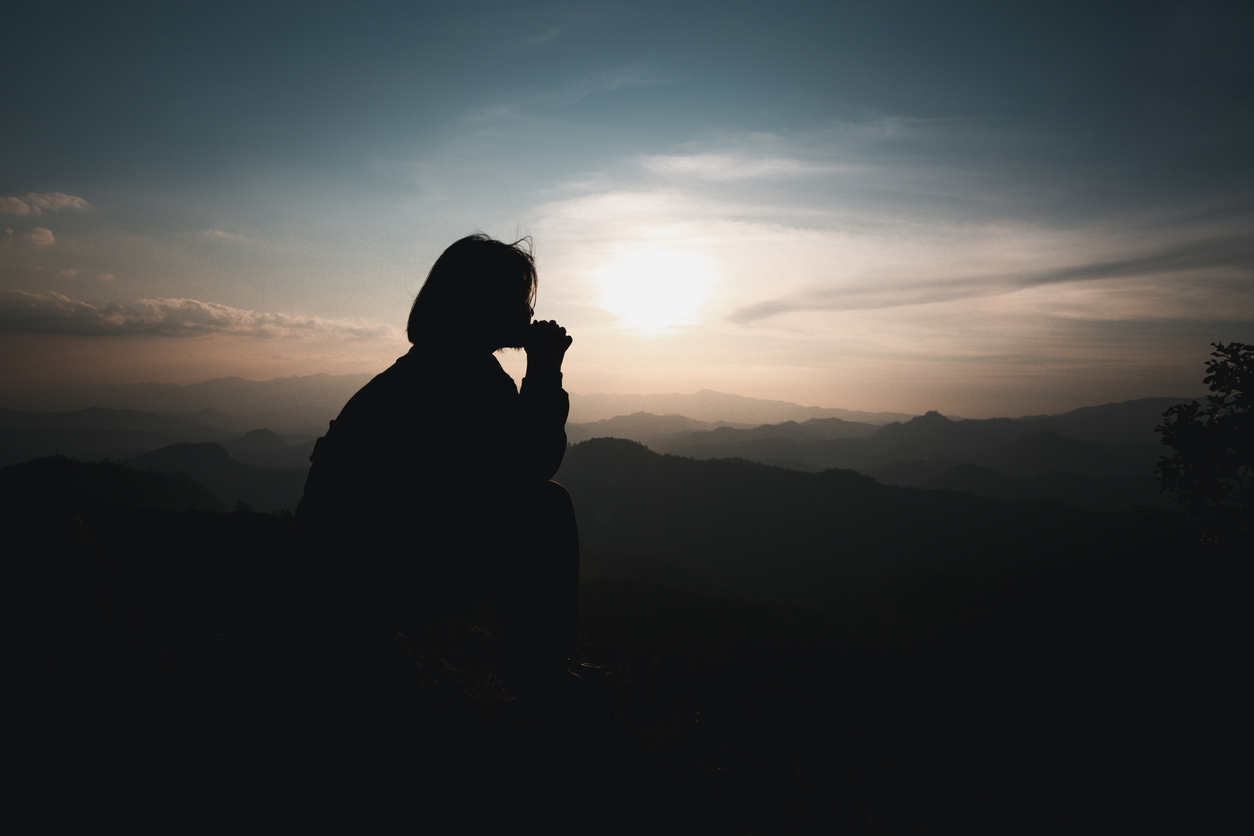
left=524, top=319, right=572, bottom=376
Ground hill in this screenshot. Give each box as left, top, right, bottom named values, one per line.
left=0, top=404, right=319, bottom=471
left=124, top=442, right=307, bottom=513
left=631, top=404, right=1171, bottom=511
left=554, top=438, right=1160, bottom=615
left=1016, top=396, right=1189, bottom=444
left=0, top=455, right=224, bottom=513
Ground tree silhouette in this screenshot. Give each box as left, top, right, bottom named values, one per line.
left=1156, top=342, right=1251, bottom=538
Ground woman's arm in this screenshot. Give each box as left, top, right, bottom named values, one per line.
left=518, top=320, right=573, bottom=481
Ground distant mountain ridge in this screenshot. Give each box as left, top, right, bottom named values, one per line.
left=573, top=401, right=1185, bottom=512
left=3, top=371, right=1190, bottom=435
left=3, top=375, right=917, bottom=429
left=0, top=405, right=318, bottom=470
left=0, top=392, right=1192, bottom=512
left=124, top=442, right=307, bottom=513
left=566, top=412, right=756, bottom=445
left=568, top=389, right=917, bottom=425
left=1015, top=397, right=1187, bottom=444
left=1, top=373, right=376, bottom=434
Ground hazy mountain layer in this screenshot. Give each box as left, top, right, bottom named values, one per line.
left=7, top=439, right=1163, bottom=613
left=2, top=369, right=1184, bottom=441
left=554, top=438, right=1155, bottom=606
left=0, top=404, right=319, bottom=470
left=3, top=372, right=921, bottom=429
left=597, top=404, right=1175, bottom=511
left=565, top=412, right=755, bottom=445
left=1, top=373, right=375, bottom=434
left=0, top=394, right=1185, bottom=513
left=568, top=389, right=916, bottom=425
left=124, top=443, right=307, bottom=513
left=1008, top=397, right=1187, bottom=445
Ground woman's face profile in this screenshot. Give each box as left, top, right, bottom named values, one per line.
left=484, top=280, right=534, bottom=351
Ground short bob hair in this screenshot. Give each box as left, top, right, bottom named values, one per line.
left=406, top=234, right=537, bottom=346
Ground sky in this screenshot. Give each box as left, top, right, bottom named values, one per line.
left=2, top=0, right=1251, bottom=418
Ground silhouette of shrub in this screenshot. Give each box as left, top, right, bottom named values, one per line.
left=1157, top=342, right=1251, bottom=539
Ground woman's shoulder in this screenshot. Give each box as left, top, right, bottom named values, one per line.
left=413, top=348, right=519, bottom=390
left=336, top=356, right=413, bottom=417
left=332, top=348, right=519, bottom=428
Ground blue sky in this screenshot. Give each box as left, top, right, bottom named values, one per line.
left=2, top=0, right=1251, bottom=416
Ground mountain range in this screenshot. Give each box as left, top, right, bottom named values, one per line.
left=551, top=438, right=1176, bottom=612
left=567, top=389, right=917, bottom=425
left=0, top=373, right=1194, bottom=516
left=565, top=398, right=1185, bottom=511
left=5, top=436, right=1168, bottom=617
left=0, top=374, right=375, bottom=435
left=3, top=396, right=1190, bottom=514
left=3, top=373, right=920, bottom=430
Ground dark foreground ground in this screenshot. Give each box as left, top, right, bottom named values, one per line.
left=11, top=466, right=1242, bottom=831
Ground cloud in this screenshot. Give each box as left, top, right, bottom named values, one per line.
left=0, top=192, right=90, bottom=215
left=97, top=273, right=115, bottom=282
left=641, top=153, right=846, bottom=182
left=726, top=234, right=1254, bottom=323
left=521, top=119, right=1254, bottom=341
left=523, top=27, right=560, bottom=47
left=2, top=227, right=56, bottom=246
left=544, top=65, right=666, bottom=105
left=56, top=269, right=77, bottom=278
left=0, top=290, right=402, bottom=340
left=466, top=105, right=522, bottom=123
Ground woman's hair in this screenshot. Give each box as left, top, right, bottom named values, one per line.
left=406, top=234, right=537, bottom=347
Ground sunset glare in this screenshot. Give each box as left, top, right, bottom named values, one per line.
left=593, top=247, right=715, bottom=331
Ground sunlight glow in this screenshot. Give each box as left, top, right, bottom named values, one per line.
left=591, top=247, right=716, bottom=330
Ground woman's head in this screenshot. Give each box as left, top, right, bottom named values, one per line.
left=406, top=234, right=537, bottom=349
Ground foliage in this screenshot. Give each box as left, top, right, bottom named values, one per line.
left=1156, top=342, right=1252, bottom=532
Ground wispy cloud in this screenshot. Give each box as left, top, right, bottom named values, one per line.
left=0, top=192, right=90, bottom=215
left=641, top=153, right=847, bottom=182
left=2, top=227, right=56, bottom=246
left=519, top=118, right=1254, bottom=347
left=543, top=65, right=666, bottom=106
left=523, top=27, right=561, bottom=47
left=0, top=290, right=401, bottom=339
left=728, top=234, right=1254, bottom=322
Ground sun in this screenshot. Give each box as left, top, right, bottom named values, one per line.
left=591, top=247, right=716, bottom=330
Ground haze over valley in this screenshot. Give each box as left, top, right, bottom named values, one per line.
left=0, top=371, right=1183, bottom=517
left=2, top=372, right=1192, bottom=609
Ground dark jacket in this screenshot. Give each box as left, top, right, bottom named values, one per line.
left=295, top=343, right=569, bottom=606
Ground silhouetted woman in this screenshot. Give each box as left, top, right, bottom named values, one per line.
left=296, top=234, right=577, bottom=685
